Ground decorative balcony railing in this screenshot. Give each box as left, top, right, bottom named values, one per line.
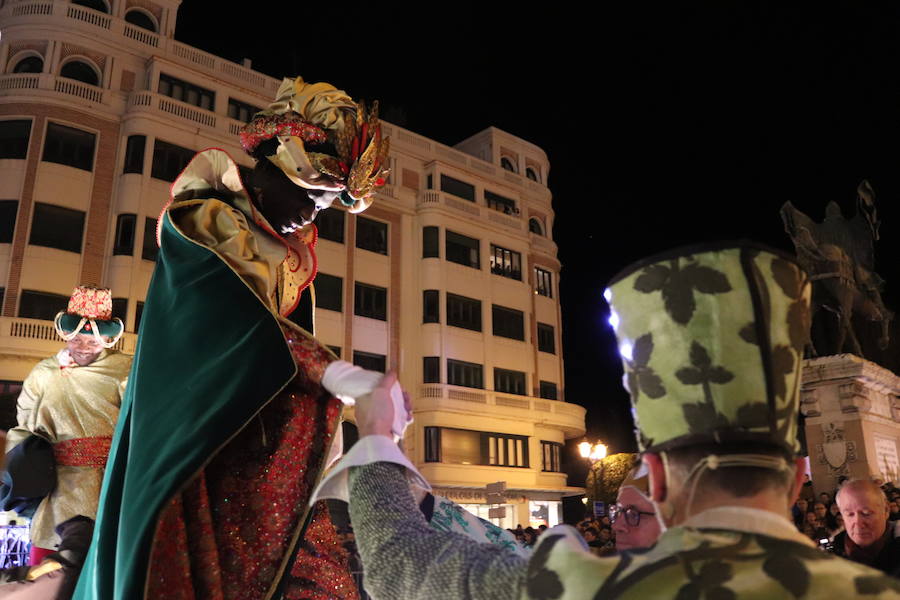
left=0, top=317, right=138, bottom=355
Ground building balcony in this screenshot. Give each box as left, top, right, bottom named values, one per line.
left=417, top=384, right=585, bottom=439
left=417, top=190, right=524, bottom=232
left=529, top=232, right=558, bottom=256
left=0, top=317, right=137, bottom=363
left=0, top=72, right=112, bottom=109
left=126, top=90, right=247, bottom=142
left=0, top=0, right=281, bottom=95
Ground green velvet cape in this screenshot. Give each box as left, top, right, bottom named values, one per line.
left=73, top=209, right=301, bottom=600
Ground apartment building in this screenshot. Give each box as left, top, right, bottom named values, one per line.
left=0, top=0, right=585, bottom=528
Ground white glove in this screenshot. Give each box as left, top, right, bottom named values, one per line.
left=321, top=360, right=411, bottom=441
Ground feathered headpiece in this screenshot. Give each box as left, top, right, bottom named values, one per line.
left=239, top=77, right=390, bottom=213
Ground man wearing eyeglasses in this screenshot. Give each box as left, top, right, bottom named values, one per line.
left=610, top=463, right=661, bottom=551
left=335, top=243, right=900, bottom=599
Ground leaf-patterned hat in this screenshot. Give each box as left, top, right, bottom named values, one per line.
left=605, top=242, right=811, bottom=455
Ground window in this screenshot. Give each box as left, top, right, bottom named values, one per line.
left=490, top=245, right=521, bottom=280
left=526, top=167, right=540, bottom=182
left=42, top=122, right=95, bottom=171
left=485, top=190, right=516, bottom=215
left=113, top=214, right=136, bottom=255
left=124, top=9, right=157, bottom=31
left=18, top=290, right=68, bottom=320
left=423, top=290, right=439, bottom=323
left=316, top=208, right=344, bottom=243
left=158, top=74, right=214, bottom=111
left=60, top=60, right=99, bottom=86
left=151, top=139, right=194, bottom=182
left=135, top=301, right=145, bottom=332
left=353, top=351, right=386, bottom=373
left=314, top=273, right=342, bottom=312
left=447, top=359, right=483, bottom=389
left=354, top=282, right=387, bottom=320
left=123, top=135, right=146, bottom=174
left=327, top=345, right=342, bottom=358
left=535, top=267, right=553, bottom=298
left=29, top=203, right=85, bottom=252
left=0, top=201, right=18, bottom=243
left=492, top=305, right=524, bottom=341
left=227, top=98, right=262, bottom=123
left=529, top=218, right=544, bottom=236
left=445, top=230, right=479, bottom=269
left=0, top=288, right=4, bottom=309
left=487, top=432, right=528, bottom=467
left=425, top=427, right=441, bottom=462
left=500, top=157, right=517, bottom=172
left=423, top=356, right=440, bottom=383
left=541, top=441, right=562, bottom=472
left=13, top=56, right=43, bottom=74
left=355, top=216, right=388, bottom=255
left=439, top=174, right=475, bottom=201
left=539, top=381, right=558, bottom=400
left=423, top=226, right=439, bottom=258
left=0, top=120, right=31, bottom=159
left=425, top=427, right=529, bottom=468
left=446, top=293, right=481, bottom=332
left=537, top=323, right=555, bottom=354
left=494, top=368, right=526, bottom=396
left=111, top=298, right=128, bottom=328
left=142, top=217, right=158, bottom=261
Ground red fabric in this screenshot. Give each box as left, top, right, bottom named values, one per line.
left=283, top=502, right=358, bottom=600
left=28, top=546, right=54, bottom=566
left=53, top=437, right=112, bottom=468
left=146, top=326, right=349, bottom=600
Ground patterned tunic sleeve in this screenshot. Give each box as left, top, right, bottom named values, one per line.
left=349, top=462, right=527, bottom=600
left=5, top=362, right=47, bottom=451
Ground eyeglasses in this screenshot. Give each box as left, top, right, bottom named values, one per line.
left=608, top=503, right=655, bottom=527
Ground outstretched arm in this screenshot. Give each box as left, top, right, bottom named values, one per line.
left=348, top=373, right=527, bottom=599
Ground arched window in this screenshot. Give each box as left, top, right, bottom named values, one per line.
left=529, top=218, right=544, bottom=236
left=500, top=156, right=517, bottom=173
left=60, top=60, right=100, bottom=86
left=13, top=55, right=43, bottom=74
left=526, top=167, right=539, bottom=182
left=124, top=8, right=158, bottom=32
left=71, top=0, right=109, bottom=13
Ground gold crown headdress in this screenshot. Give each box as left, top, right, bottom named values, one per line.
left=240, top=77, right=389, bottom=213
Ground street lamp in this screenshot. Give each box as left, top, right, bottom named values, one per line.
left=579, top=440, right=607, bottom=463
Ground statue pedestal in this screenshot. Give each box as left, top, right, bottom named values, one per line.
left=801, top=354, right=900, bottom=495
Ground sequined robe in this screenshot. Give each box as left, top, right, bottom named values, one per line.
left=74, top=150, right=353, bottom=600
left=6, top=350, right=130, bottom=548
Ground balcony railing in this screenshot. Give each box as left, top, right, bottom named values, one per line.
left=0, top=317, right=138, bottom=355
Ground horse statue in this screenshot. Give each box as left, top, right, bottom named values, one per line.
left=781, top=180, right=893, bottom=357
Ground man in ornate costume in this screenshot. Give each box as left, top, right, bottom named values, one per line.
left=5, top=286, right=130, bottom=565
left=74, top=78, right=390, bottom=600
left=336, top=242, right=900, bottom=598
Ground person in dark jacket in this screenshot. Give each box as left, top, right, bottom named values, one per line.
left=833, top=479, right=900, bottom=576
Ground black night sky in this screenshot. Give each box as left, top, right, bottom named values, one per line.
left=176, top=2, right=900, bottom=481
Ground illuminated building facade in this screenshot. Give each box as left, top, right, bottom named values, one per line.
left=0, top=0, right=585, bottom=527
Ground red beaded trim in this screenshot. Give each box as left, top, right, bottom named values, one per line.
left=53, top=436, right=113, bottom=468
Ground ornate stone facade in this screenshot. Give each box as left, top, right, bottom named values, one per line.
left=801, top=354, right=900, bottom=492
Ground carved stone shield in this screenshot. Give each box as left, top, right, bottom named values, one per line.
left=823, top=441, right=848, bottom=469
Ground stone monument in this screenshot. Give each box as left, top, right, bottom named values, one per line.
left=782, top=182, right=899, bottom=492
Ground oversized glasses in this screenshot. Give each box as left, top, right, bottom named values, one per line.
left=608, top=504, right=655, bottom=527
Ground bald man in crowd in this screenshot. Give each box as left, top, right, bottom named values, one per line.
left=834, top=480, right=900, bottom=575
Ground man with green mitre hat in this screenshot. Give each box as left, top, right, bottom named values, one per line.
left=335, top=241, right=900, bottom=599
